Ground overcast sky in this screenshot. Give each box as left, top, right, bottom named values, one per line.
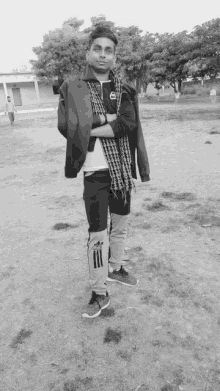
left=1, top=0, right=219, bottom=72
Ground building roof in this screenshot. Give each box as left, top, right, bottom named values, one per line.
left=0, top=71, right=33, bottom=76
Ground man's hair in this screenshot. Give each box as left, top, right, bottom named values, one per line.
left=7, top=96, right=10, bottom=99
left=88, top=25, right=118, bottom=49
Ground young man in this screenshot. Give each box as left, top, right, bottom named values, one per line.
left=5, top=96, right=17, bottom=125
left=210, top=86, right=217, bottom=104
left=58, top=26, right=150, bottom=319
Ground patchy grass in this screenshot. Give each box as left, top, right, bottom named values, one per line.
left=186, top=203, right=220, bottom=227
left=53, top=222, right=79, bottom=230
left=209, top=130, right=220, bottom=135
left=145, top=201, right=170, bottom=211
left=161, top=191, right=196, bottom=202
left=142, top=222, right=152, bottom=230
left=103, top=327, right=122, bottom=344
left=141, top=292, right=164, bottom=307
left=63, top=376, right=94, bottom=391
left=54, top=196, right=75, bottom=208
left=184, top=202, right=202, bottom=210
left=10, top=329, right=33, bottom=349
left=132, top=246, right=143, bottom=252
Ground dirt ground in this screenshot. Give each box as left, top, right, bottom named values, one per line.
left=0, top=103, right=220, bottom=391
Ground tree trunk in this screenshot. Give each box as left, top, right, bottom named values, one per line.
left=170, top=82, right=177, bottom=93
left=178, top=79, right=182, bottom=93
left=143, top=82, right=148, bottom=93
left=136, top=78, right=141, bottom=94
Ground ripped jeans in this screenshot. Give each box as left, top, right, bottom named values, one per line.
left=83, top=170, right=131, bottom=295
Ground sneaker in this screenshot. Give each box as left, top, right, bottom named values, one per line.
left=107, top=266, right=139, bottom=286
left=82, top=291, right=110, bottom=319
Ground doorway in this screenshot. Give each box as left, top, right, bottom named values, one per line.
left=12, top=88, right=22, bottom=106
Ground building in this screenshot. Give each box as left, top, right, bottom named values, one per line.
left=0, top=72, right=58, bottom=111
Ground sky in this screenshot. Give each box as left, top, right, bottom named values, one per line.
left=1, top=0, right=220, bottom=73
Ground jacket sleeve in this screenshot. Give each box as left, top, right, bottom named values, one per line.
left=92, top=114, right=101, bottom=129
left=108, top=92, right=136, bottom=138
left=134, top=93, right=150, bottom=182
left=57, top=81, right=68, bottom=139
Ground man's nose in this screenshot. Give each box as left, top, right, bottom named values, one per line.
left=99, top=50, right=106, bottom=58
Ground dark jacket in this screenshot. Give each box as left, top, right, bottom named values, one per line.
left=57, top=65, right=150, bottom=182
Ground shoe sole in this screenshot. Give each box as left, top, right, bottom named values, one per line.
left=82, top=299, right=111, bottom=319
left=106, top=276, right=139, bottom=286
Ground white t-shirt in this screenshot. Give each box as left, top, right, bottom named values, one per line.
left=6, top=101, right=15, bottom=112
left=83, top=80, right=111, bottom=174
left=83, top=138, right=109, bottom=172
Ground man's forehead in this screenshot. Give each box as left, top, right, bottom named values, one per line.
left=91, top=37, right=115, bottom=49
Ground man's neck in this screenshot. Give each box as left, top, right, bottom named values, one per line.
left=92, top=69, right=110, bottom=82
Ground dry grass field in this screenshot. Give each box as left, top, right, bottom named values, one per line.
left=0, top=102, right=220, bottom=391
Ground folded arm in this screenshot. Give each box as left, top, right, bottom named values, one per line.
left=91, top=94, right=137, bottom=138
left=91, top=114, right=115, bottom=137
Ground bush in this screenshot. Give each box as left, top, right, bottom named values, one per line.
left=139, top=94, right=157, bottom=103
left=182, top=85, right=198, bottom=95
left=139, top=93, right=175, bottom=103
left=182, top=84, right=220, bottom=96
left=159, top=93, right=175, bottom=101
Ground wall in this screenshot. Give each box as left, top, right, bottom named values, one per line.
left=0, top=86, right=6, bottom=111
left=38, top=82, right=58, bottom=104
left=0, top=81, right=58, bottom=110
left=6, top=82, right=37, bottom=106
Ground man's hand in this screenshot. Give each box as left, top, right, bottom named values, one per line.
left=99, top=114, right=106, bottom=125
left=107, top=114, right=117, bottom=123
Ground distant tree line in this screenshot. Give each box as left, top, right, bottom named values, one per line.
left=30, top=15, right=220, bottom=94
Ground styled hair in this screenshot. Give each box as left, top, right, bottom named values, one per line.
left=88, top=25, right=118, bottom=49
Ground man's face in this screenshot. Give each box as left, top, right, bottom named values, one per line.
left=7, top=98, right=11, bottom=102
left=86, top=37, right=116, bottom=74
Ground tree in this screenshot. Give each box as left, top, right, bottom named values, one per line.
left=139, top=32, right=156, bottom=92
left=115, top=25, right=145, bottom=91
left=30, top=17, right=88, bottom=86
left=147, top=31, right=193, bottom=93
left=83, top=14, right=116, bottom=34
left=187, top=18, right=220, bottom=81
left=31, top=15, right=220, bottom=95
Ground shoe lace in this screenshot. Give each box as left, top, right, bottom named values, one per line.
left=89, top=291, right=106, bottom=305
left=89, top=291, right=98, bottom=304
left=119, top=266, right=128, bottom=276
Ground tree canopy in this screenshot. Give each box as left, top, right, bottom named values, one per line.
left=30, top=16, right=220, bottom=93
